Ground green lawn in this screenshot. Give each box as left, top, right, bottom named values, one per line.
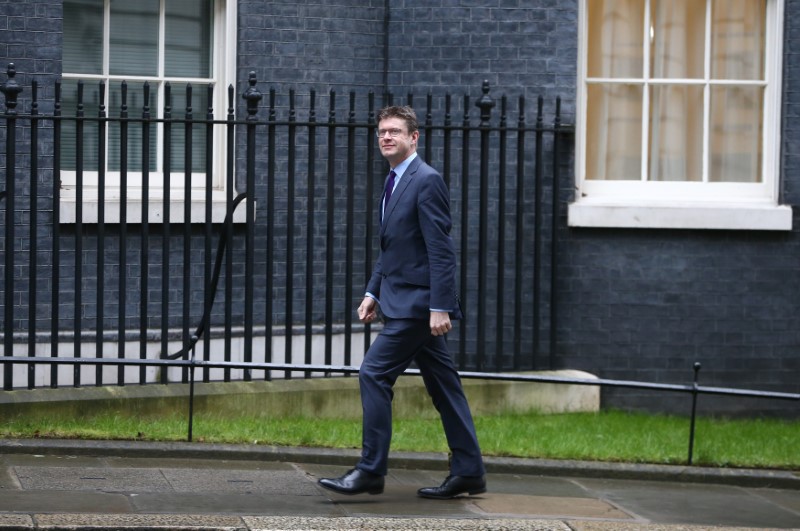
left=2, top=410, right=798, bottom=470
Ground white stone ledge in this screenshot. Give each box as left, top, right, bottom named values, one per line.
left=568, top=200, right=793, bottom=231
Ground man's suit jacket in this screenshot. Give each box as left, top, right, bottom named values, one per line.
left=366, top=156, right=463, bottom=321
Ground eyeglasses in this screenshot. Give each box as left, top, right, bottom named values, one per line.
left=376, top=128, right=405, bottom=138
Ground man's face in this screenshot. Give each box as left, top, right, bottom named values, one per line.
left=377, top=117, right=419, bottom=166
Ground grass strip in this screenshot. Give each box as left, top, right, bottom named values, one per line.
left=2, top=410, right=797, bottom=470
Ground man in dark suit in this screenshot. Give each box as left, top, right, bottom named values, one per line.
left=318, top=106, right=486, bottom=499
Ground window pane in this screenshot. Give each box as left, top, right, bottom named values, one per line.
left=587, top=0, right=644, bottom=78
left=166, top=0, right=213, bottom=78
left=709, top=86, right=763, bottom=183
left=109, top=0, right=159, bottom=77
left=168, top=85, right=210, bottom=174
left=648, top=85, right=703, bottom=182
left=108, top=82, right=158, bottom=173
left=586, top=83, right=643, bottom=180
left=650, top=0, right=706, bottom=79
left=63, top=0, right=104, bottom=75
left=60, top=79, right=102, bottom=172
left=711, top=0, right=766, bottom=80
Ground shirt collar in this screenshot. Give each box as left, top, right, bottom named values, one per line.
left=390, top=152, right=417, bottom=180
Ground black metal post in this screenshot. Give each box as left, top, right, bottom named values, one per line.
left=140, top=82, right=151, bottom=384
left=688, top=362, right=701, bottom=465
left=1, top=64, right=22, bottom=390
left=139, top=81, right=150, bottom=381
left=224, top=84, right=234, bottom=382
left=182, top=84, right=193, bottom=384
left=117, top=81, right=128, bottom=385
left=242, top=72, right=262, bottom=381
left=304, top=90, right=317, bottom=374
left=495, top=95, right=507, bottom=372
left=442, top=93, right=452, bottom=189
left=324, top=91, right=336, bottom=367
left=160, top=83, right=173, bottom=384
left=424, top=93, right=433, bottom=160
left=344, top=92, right=356, bottom=367
left=74, top=80, right=85, bottom=387
left=533, top=96, right=544, bottom=367
left=549, top=97, right=562, bottom=369
left=28, top=80, right=39, bottom=389
left=513, top=95, right=526, bottom=370
left=458, top=95, right=470, bottom=370
left=187, top=335, right=198, bottom=442
left=475, top=81, right=495, bottom=371
left=51, top=81, right=62, bottom=388
left=265, top=88, right=275, bottom=377
left=362, top=91, right=375, bottom=358
left=203, top=84, right=214, bottom=383
left=96, top=81, right=106, bottom=386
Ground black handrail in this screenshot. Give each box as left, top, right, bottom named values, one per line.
left=1, top=355, right=797, bottom=463
left=2, top=356, right=797, bottom=400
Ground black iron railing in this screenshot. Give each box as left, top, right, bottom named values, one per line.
left=1, top=353, right=797, bottom=465
left=0, top=63, right=570, bottom=390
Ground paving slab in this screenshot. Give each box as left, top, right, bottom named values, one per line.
left=33, top=513, right=245, bottom=530
left=758, top=489, right=800, bottom=515
left=0, top=489, right=133, bottom=513
left=243, top=516, right=572, bottom=530
left=0, top=440, right=798, bottom=530
left=129, top=492, right=341, bottom=517
left=104, top=456, right=298, bottom=471
left=568, top=523, right=787, bottom=531
left=0, top=514, right=33, bottom=529
left=0, top=467, right=17, bottom=490
left=1, top=454, right=106, bottom=467
left=317, top=484, right=482, bottom=519
left=14, top=465, right=174, bottom=492
left=574, top=477, right=800, bottom=528
left=472, top=492, right=632, bottom=520
left=160, top=467, right=320, bottom=495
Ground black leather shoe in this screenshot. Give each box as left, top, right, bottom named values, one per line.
left=417, top=475, right=486, bottom=499
left=318, top=468, right=384, bottom=495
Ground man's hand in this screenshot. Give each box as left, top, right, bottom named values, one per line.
left=430, top=311, right=452, bottom=336
left=358, top=296, right=377, bottom=323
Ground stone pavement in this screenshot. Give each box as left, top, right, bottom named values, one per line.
left=0, top=439, right=798, bottom=530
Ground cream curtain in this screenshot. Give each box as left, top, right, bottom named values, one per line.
left=586, top=0, right=766, bottom=183
left=586, top=0, right=644, bottom=181
left=648, top=0, right=705, bottom=182
left=709, top=0, right=766, bottom=183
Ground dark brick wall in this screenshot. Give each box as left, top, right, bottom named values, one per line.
left=556, top=227, right=800, bottom=415
left=783, top=1, right=800, bottom=208
left=0, top=1, right=61, bottom=74
left=385, top=0, right=577, bottom=121
left=0, top=0, right=61, bottom=108
left=237, top=0, right=386, bottom=100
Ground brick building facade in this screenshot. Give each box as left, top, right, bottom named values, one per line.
left=0, top=0, right=797, bottom=415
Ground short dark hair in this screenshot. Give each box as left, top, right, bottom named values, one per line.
left=377, top=105, right=418, bottom=134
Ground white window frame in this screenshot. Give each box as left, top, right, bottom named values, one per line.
left=60, top=0, right=241, bottom=224
left=569, top=0, right=792, bottom=231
